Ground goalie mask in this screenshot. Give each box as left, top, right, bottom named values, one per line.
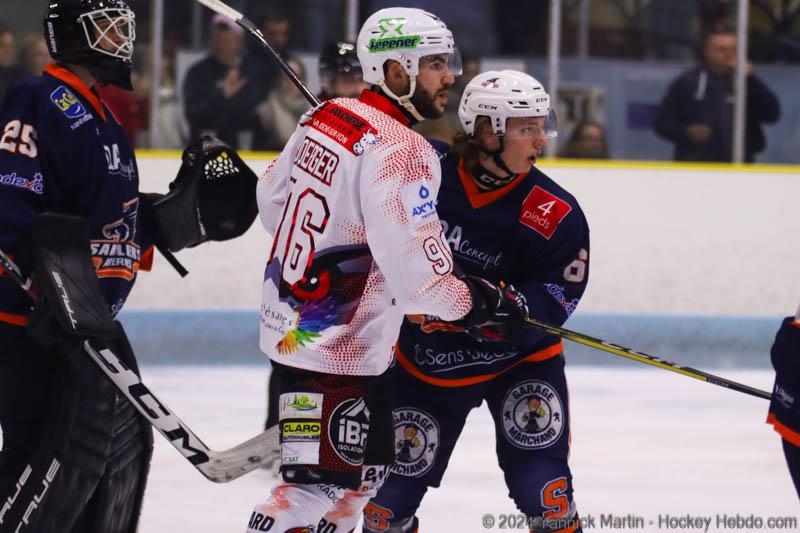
left=44, top=0, right=136, bottom=90
left=151, top=136, right=258, bottom=252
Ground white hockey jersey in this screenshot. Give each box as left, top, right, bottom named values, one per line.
left=257, top=90, right=472, bottom=376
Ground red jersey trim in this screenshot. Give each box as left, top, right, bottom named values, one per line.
left=0, top=311, right=28, bottom=327
left=767, top=412, right=800, bottom=447
left=357, top=90, right=410, bottom=126
left=139, top=246, right=154, bottom=272
left=457, top=160, right=527, bottom=209
left=44, top=63, right=108, bottom=122
left=395, top=341, right=563, bottom=387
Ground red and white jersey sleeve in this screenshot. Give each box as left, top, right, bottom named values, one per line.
left=256, top=93, right=472, bottom=376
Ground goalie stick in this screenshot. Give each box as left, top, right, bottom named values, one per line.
left=524, top=316, right=772, bottom=400
left=195, top=0, right=321, bottom=107
left=0, top=242, right=279, bottom=483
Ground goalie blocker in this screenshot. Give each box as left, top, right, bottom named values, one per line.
left=0, top=214, right=152, bottom=533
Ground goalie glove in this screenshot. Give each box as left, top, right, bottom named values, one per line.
left=148, top=135, right=258, bottom=252
left=456, top=275, right=529, bottom=343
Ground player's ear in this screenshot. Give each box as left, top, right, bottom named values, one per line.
left=384, top=60, right=409, bottom=91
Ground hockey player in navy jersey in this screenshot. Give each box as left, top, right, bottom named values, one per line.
left=320, top=70, right=590, bottom=533
left=767, top=312, right=800, bottom=499
left=0, top=2, right=257, bottom=532
left=0, top=3, right=155, bottom=532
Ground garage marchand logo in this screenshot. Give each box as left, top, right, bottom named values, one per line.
left=390, top=407, right=439, bottom=477
left=501, top=380, right=564, bottom=449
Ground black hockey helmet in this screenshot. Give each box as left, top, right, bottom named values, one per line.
left=43, top=0, right=136, bottom=90
left=318, top=40, right=361, bottom=95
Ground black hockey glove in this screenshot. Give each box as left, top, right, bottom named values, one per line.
left=148, top=135, right=258, bottom=252
left=456, top=275, right=529, bottom=343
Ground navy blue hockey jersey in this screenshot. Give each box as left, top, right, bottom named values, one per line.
left=395, top=141, right=590, bottom=386
left=0, top=64, right=153, bottom=326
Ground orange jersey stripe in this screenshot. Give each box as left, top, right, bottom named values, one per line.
left=767, top=412, right=800, bottom=447
left=139, top=246, right=154, bottom=272
left=44, top=63, right=107, bottom=121
left=458, top=159, right=527, bottom=209
left=0, top=310, right=28, bottom=327
left=395, top=341, right=563, bottom=387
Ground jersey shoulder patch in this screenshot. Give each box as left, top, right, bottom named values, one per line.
left=49, top=85, right=87, bottom=119
left=307, top=102, right=379, bottom=156
left=518, top=185, right=572, bottom=240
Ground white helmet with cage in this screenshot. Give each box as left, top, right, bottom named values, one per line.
left=356, top=7, right=461, bottom=120
left=458, top=70, right=558, bottom=138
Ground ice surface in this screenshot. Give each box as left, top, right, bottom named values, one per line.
left=138, top=365, right=797, bottom=532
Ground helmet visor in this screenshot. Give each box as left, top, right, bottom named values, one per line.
left=503, top=110, right=558, bottom=140
left=82, top=8, right=136, bottom=61
left=418, top=47, right=462, bottom=78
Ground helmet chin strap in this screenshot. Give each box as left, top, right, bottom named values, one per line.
left=476, top=136, right=515, bottom=176
left=379, top=76, right=425, bottom=122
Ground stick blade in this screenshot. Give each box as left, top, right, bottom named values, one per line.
left=203, top=426, right=280, bottom=482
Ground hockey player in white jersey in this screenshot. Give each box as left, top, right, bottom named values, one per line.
left=248, top=7, right=530, bottom=533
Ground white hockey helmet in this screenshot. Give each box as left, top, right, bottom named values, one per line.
left=357, top=7, right=461, bottom=119
left=458, top=70, right=558, bottom=138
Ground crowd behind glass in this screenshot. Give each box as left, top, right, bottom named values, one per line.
left=1, top=0, right=795, bottom=163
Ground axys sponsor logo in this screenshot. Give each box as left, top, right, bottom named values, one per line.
left=390, top=408, right=439, bottom=477
left=411, top=185, right=436, bottom=219
left=328, top=398, right=370, bottom=465
left=519, top=186, right=572, bottom=240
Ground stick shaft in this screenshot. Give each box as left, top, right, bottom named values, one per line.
left=1, top=247, right=278, bottom=482
left=196, top=0, right=320, bottom=106
left=525, top=316, right=771, bottom=400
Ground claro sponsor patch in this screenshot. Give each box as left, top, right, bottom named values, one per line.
left=519, top=186, right=572, bottom=239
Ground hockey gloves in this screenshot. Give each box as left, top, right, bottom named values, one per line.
left=457, top=275, right=529, bottom=343
left=148, top=135, right=258, bottom=252
left=27, top=213, right=119, bottom=351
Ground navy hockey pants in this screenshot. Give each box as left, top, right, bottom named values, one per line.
left=365, top=354, right=580, bottom=532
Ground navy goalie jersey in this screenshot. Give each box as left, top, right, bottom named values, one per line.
left=0, top=64, right=154, bottom=326
left=394, top=140, right=590, bottom=386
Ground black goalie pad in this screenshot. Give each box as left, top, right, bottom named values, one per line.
left=151, top=135, right=258, bottom=252
left=28, top=212, right=118, bottom=342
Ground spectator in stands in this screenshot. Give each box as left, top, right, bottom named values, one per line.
left=183, top=14, right=263, bottom=149
left=17, top=34, right=50, bottom=76
left=0, top=21, right=24, bottom=104
left=653, top=26, right=780, bottom=162
left=558, top=120, right=610, bottom=159
left=253, top=56, right=309, bottom=151
left=247, top=8, right=291, bottom=95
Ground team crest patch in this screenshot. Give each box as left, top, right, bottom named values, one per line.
left=328, top=398, right=370, bottom=465
left=390, top=408, right=439, bottom=477
left=502, top=380, right=564, bottom=449
left=519, top=186, right=572, bottom=240
left=50, top=86, right=86, bottom=119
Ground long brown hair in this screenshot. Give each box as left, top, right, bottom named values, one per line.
left=452, top=116, right=492, bottom=169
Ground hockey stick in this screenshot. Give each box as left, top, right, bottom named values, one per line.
left=196, top=0, right=321, bottom=107
left=524, top=316, right=772, bottom=400
left=0, top=246, right=279, bottom=482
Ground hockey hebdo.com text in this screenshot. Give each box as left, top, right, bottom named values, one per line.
left=479, top=513, right=798, bottom=531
